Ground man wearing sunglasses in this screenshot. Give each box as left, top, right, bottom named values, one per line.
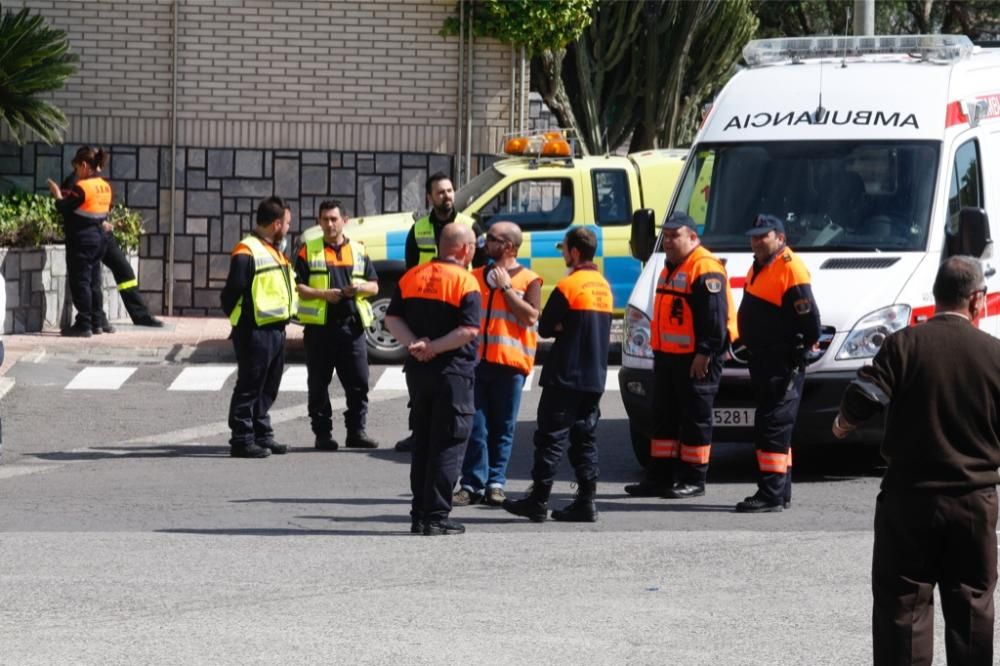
left=833, top=256, right=1000, bottom=666
left=453, top=222, right=542, bottom=507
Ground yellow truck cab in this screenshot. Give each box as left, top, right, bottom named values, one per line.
left=351, top=133, right=686, bottom=360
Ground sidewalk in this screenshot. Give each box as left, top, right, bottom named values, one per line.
left=0, top=317, right=305, bottom=377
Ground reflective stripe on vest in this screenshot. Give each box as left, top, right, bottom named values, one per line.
left=473, top=266, right=541, bottom=375
left=75, top=177, right=112, bottom=220
left=229, top=235, right=296, bottom=327
left=652, top=245, right=735, bottom=354
left=414, top=212, right=476, bottom=265
left=297, top=229, right=374, bottom=328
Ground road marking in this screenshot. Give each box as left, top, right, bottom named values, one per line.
left=373, top=367, right=407, bottom=391
left=605, top=367, right=620, bottom=392
left=522, top=368, right=536, bottom=392
left=168, top=366, right=236, bottom=391
left=279, top=365, right=310, bottom=392
left=66, top=367, right=137, bottom=390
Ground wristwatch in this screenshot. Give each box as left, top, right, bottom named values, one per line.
left=501, top=284, right=511, bottom=292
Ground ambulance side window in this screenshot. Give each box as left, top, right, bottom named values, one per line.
left=592, top=170, right=631, bottom=226
left=478, top=178, right=574, bottom=231
left=948, top=139, right=983, bottom=235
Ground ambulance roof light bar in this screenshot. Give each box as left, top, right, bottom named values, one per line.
left=502, top=129, right=575, bottom=161
left=743, top=34, right=974, bottom=67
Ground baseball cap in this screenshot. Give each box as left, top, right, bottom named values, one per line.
left=662, top=212, right=697, bottom=231
left=746, top=213, right=785, bottom=236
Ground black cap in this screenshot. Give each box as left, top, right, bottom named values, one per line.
left=746, top=213, right=785, bottom=236
left=662, top=212, right=698, bottom=231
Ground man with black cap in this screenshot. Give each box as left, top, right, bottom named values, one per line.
left=735, top=214, right=820, bottom=512
left=625, top=212, right=736, bottom=500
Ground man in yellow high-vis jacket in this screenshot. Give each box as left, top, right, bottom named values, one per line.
left=221, top=196, right=296, bottom=459
left=295, top=200, right=379, bottom=451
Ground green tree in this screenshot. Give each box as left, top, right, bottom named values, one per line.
left=752, top=0, right=1000, bottom=40
left=0, top=4, right=78, bottom=145
left=535, top=0, right=757, bottom=153
left=442, top=0, right=594, bottom=54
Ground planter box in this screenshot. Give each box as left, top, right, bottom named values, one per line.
left=0, top=244, right=135, bottom=334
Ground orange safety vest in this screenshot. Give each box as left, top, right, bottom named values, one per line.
left=739, top=246, right=814, bottom=348
left=397, top=259, right=480, bottom=308
left=652, top=245, right=737, bottom=354
left=473, top=265, right=541, bottom=375
left=557, top=267, right=613, bottom=314
left=75, top=177, right=113, bottom=221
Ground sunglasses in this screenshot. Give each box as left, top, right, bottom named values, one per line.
left=486, top=234, right=507, bottom=244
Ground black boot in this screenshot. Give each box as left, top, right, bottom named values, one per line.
left=551, top=480, right=598, bottom=522
left=502, top=483, right=551, bottom=523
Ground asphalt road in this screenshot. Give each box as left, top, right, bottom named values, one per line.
left=0, top=357, right=981, bottom=665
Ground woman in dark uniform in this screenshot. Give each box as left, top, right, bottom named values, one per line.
left=47, top=146, right=112, bottom=337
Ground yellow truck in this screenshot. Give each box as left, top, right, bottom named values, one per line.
left=350, top=138, right=686, bottom=361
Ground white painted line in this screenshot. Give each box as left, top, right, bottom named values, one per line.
left=522, top=368, right=536, bottom=392
left=605, top=367, right=620, bottom=392
left=0, top=377, right=15, bottom=401
left=168, top=366, right=236, bottom=391
left=279, top=364, right=310, bottom=392
left=373, top=366, right=407, bottom=391
left=66, top=367, right=137, bottom=391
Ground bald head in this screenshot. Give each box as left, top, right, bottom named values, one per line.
left=438, top=222, right=475, bottom=259
left=489, top=221, right=522, bottom=250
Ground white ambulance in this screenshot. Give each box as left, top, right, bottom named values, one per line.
left=621, top=35, right=1000, bottom=466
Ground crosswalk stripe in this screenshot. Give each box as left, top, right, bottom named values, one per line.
left=373, top=366, right=407, bottom=391
left=168, top=366, right=237, bottom=391
left=62, top=364, right=623, bottom=392
left=279, top=365, right=311, bottom=392
left=66, top=367, right=137, bottom=390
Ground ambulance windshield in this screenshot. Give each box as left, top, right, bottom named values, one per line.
left=669, top=140, right=939, bottom=252
left=454, top=167, right=505, bottom=211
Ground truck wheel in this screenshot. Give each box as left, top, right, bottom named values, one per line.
left=365, top=282, right=408, bottom=363
left=630, top=426, right=651, bottom=469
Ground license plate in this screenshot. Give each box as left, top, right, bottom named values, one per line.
left=713, top=408, right=755, bottom=427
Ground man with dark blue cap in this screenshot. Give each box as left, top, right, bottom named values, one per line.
left=735, top=213, right=821, bottom=512
left=625, top=212, right=737, bottom=500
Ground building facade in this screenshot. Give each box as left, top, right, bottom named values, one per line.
left=0, top=0, right=535, bottom=315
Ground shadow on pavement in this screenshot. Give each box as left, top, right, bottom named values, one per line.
left=232, top=497, right=411, bottom=506
left=31, top=444, right=229, bottom=460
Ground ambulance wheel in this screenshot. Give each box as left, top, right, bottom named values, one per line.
left=365, top=284, right=408, bottom=363
left=630, top=426, right=651, bottom=469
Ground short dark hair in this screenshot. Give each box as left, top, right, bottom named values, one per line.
left=256, top=196, right=288, bottom=226
left=933, top=255, right=984, bottom=307
left=317, top=199, right=347, bottom=218
left=426, top=171, right=452, bottom=195
left=563, top=226, right=597, bottom=261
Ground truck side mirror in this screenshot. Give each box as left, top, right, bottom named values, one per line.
left=948, top=207, right=991, bottom=258
left=630, top=208, right=656, bottom=262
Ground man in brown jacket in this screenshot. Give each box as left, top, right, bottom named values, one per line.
left=833, top=255, right=1000, bottom=666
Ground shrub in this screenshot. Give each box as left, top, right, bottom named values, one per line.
left=0, top=190, right=144, bottom=250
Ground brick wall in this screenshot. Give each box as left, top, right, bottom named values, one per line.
left=3, top=0, right=515, bottom=154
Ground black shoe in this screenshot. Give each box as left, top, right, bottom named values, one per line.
left=230, top=443, right=271, bottom=459
left=314, top=435, right=339, bottom=451
left=134, top=316, right=164, bottom=327
left=345, top=431, right=379, bottom=449
left=262, top=441, right=289, bottom=455
left=783, top=498, right=791, bottom=509
left=91, top=326, right=102, bottom=335
left=95, top=321, right=115, bottom=334
left=423, top=518, right=465, bottom=535
left=502, top=497, right=548, bottom=523
left=394, top=434, right=413, bottom=452
left=624, top=480, right=668, bottom=497
left=735, top=493, right=783, bottom=513
left=61, top=324, right=92, bottom=338
left=551, top=497, right=598, bottom=522
left=662, top=483, right=705, bottom=499
left=410, top=519, right=423, bottom=534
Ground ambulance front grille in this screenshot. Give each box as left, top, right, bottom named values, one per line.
left=820, top=257, right=899, bottom=270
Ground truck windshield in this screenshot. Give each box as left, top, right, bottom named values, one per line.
left=669, top=140, right=939, bottom=252
left=454, top=166, right=505, bottom=211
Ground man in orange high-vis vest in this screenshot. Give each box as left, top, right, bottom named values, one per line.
left=736, top=214, right=820, bottom=513
left=504, top=227, right=612, bottom=523
left=453, top=222, right=542, bottom=507
left=385, top=223, right=482, bottom=536
left=625, top=212, right=736, bottom=500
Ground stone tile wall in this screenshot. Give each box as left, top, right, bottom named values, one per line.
left=0, top=245, right=131, bottom=334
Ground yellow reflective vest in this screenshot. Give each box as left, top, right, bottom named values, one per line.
left=296, top=226, right=374, bottom=328
left=229, top=235, right=297, bottom=327
left=413, top=212, right=476, bottom=265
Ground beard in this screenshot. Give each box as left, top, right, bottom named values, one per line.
left=433, top=202, right=454, bottom=219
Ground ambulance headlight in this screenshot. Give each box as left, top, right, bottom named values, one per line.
left=836, top=305, right=910, bottom=360
left=624, top=305, right=653, bottom=359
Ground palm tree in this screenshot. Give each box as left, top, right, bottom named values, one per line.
left=0, top=4, right=78, bottom=145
